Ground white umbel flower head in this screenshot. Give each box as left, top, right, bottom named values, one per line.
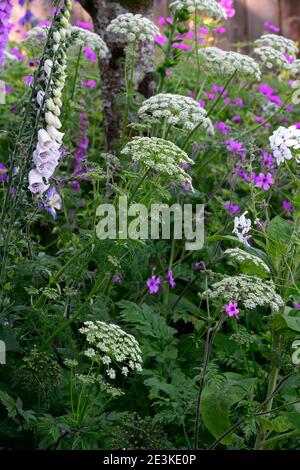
left=254, top=34, right=298, bottom=58
left=106, top=13, right=159, bottom=43
left=170, top=0, right=227, bottom=20
left=199, top=47, right=261, bottom=81
left=203, top=274, right=284, bottom=311
left=254, top=46, right=291, bottom=70
left=138, top=93, right=214, bottom=133
left=269, top=125, right=300, bottom=166
left=71, top=26, right=108, bottom=59
left=79, top=321, right=143, bottom=377
left=232, top=211, right=252, bottom=247
left=121, top=137, right=194, bottom=189
left=224, top=248, right=271, bottom=274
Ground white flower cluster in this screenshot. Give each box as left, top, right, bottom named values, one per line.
left=232, top=212, right=252, bottom=247
left=70, top=26, right=108, bottom=59
left=254, top=46, right=291, bottom=71
left=75, top=373, right=124, bottom=396
left=269, top=125, right=300, bottom=166
left=225, top=248, right=271, bottom=274
left=121, top=137, right=194, bottom=188
left=24, top=25, right=108, bottom=60
left=79, top=320, right=143, bottom=380
left=28, top=0, right=72, bottom=195
left=170, top=0, right=227, bottom=20
left=106, top=13, right=159, bottom=43
left=254, top=34, right=298, bottom=58
left=198, top=47, right=261, bottom=81
left=203, top=274, right=284, bottom=311
left=138, top=93, right=214, bottom=133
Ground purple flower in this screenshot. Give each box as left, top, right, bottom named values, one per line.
left=282, top=200, right=294, bottom=213
left=0, top=163, right=8, bottom=182
left=225, top=139, right=246, bottom=159
left=112, top=274, right=123, bottom=284
left=215, top=26, right=226, bottom=33
left=224, top=202, right=240, bottom=214
left=44, top=187, right=62, bottom=219
left=81, top=80, right=96, bottom=88
left=168, top=268, right=176, bottom=288
left=215, top=121, right=229, bottom=135
left=263, top=151, right=274, bottom=169
left=0, top=0, right=13, bottom=68
left=23, top=75, right=33, bottom=86
left=155, top=35, right=167, bottom=46
left=255, top=172, right=274, bottom=191
left=220, top=0, right=236, bottom=18
left=147, top=275, right=160, bottom=294
left=253, top=116, right=271, bottom=127
left=224, top=301, right=239, bottom=318
left=84, top=47, right=96, bottom=63
left=294, top=303, right=300, bottom=310
left=19, top=9, right=33, bottom=27
left=232, top=115, right=241, bottom=122
left=76, top=20, right=93, bottom=30
left=194, top=261, right=204, bottom=270
left=233, top=97, right=244, bottom=107
left=263, top=22, right=280, bottom=33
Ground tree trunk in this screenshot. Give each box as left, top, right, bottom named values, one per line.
left=79, top=0, right=156, bottom=151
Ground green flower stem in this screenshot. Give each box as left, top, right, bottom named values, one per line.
left=182, top=71, right=237, bottom=151
left=121, top=39, right=138, bottom=145
left=71, top=45, right=82, bottom=101
left=42, top=271, right=107, bottom=349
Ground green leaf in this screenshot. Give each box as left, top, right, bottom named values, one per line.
left=266, top=216, right=293, bottom=271
left=272, top=314, right=300, bottom=332
left=201, top=373, right=257, bottom=444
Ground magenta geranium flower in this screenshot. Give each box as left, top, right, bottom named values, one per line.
left=224, top=301, right=239, bottom=318
left=282, top=200, right=294, bottom=213
left=147, top=275, right=160, bottom=294
left=168, top=268, right=176, bottom=289
left=255, top=172, right=274, bottom=191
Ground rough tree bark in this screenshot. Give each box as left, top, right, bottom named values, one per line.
left=78, top=0, right=156, bottom=151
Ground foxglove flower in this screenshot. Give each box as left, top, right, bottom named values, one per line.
left=0, top=0, right=13, bottom=68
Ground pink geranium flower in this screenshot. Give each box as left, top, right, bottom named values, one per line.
left=147, top=275, right=160, bottom=294
left=224, top=301, right=239, bottom=318
left=255, top=172, right=274, bottom=191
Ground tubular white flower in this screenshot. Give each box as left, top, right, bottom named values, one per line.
left=53, top=31, right=61, bottom=43
left=33, top=147, right=60, bottom=166
left=45, top=112, right=62, bottom=129
left=106, top=13, right=159, bottom=43
left=35, top=159, right=58, bottom=179
left=138, top=93, right=214, bottom=133
left=43, top=59, right=53, bottom=78
left=46, top=125, right=64, bottom=142
left=170, top=0, right=227, bottom=20
left=36, top=91, right=45, bottom=107
left=28, top=169, right=50, bottom=194
left=199, top=47, right=261, bottom=81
